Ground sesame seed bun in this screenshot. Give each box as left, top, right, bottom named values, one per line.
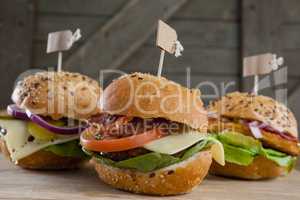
left=92, top=150, right=212, bottom=196
left=208, top=92, right=299, bottom=179
left=0, top=139, right=84, bottom=170
left=101, top=73, right=207, bottom=131
left=210, top=156, right=291, bottom=180
left=208, top=92, right=298, bottom=138
left=12, top=71, right=101, bottom=120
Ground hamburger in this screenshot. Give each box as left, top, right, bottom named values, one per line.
left=208, top=92, right=300, bottom=179
left=80, top=73, right=224, bottom=196
left=0, top=71, right=101, bottom=169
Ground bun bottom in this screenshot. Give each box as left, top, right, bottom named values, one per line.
left=92, top=150, right=212, bottom=196
left=0, top=139, right=84, bottom=170
left=209, top=156, right=289, bottom=180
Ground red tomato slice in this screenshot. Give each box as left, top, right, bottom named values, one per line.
left=80, top=129, right=162, bottom=152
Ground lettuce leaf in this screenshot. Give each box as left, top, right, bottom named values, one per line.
left=217, top=131, right=296, bottom=169
left=222, top=143, right=255, bottom=166
left=217, top=131, right=261, bottom=154
left=45, top=140, right=87, bottom=158
left=89, top=139, right=209, bottom=172
left=261, top=148, right=296, bottom=170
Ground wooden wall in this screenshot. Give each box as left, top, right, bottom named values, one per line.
left=123, top=0, right=241, bottom=104
left=1, top=0, right=300, bottom=118
left=31, top=0, right=241, bottom=104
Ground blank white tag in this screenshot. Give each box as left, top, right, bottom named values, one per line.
left=243, top=53, right=273, bottom=77
left=47, top=29, right=81, bottom=53
left=156, top=20, right=178, bottom=54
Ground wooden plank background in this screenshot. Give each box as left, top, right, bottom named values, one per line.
left=1, top=0, right=300, bottom=127
left=0, top=0, right=34, bottom=106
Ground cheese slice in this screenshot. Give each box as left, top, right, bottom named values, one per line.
left=144, top=131, right=206, bottom=155
left=143, top=131, right=225, bottom=166
left=207, top=137, right=225, bottom=166
left=0, top=119, right=79, bottom=163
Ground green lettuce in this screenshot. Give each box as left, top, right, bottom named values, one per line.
left=86, top=140, right=209, bottom=172
left=222, top=143, right=255, bottom=166
left=218, top=131, right=261, bottom=154
left=45, top=140, right=87, bottom=158
left=216, top=131, right=296, bottom=169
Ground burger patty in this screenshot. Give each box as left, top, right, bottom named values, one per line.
left=89, top=113, right=184, bottom=139
left=208, top=118, right=300, bottom=156
left=100, top=148, right=150, bottom=162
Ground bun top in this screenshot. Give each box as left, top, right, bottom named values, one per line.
left=12, top=71, right=101, bottom=120
left=101, top=72, right=207, bottom=131
left=208, top=92, right=298, bottom=138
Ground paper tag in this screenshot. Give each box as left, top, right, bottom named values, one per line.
left=156, top=20, right=178, bottom=54
left=47, top=29, right=81, bottom=53
left=243, top=53, right=274, bottom=77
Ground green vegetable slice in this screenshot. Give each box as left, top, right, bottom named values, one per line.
left=45, top=140, right=87, bottom=158
left=90, top=139, right=209, bottom=172
left=222, top=143, right=255, bottom=166
left=116, top=153, right=180, bottom=172
left=217, top=131, right=261, bottom=154
left=261, top=148, right=296, bottom=169
left=217, top=131, right=296, bottom=169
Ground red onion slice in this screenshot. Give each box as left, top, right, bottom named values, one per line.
left=248, top=122, right=263, bottom=139
left=7, top=104, right=29, bottom=120
left=247, top=121, right=297, bottom=142
left=25, top=110, right=88, bottom=135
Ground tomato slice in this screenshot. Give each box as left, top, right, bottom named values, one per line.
left=80, top=129, right=163, bottom=152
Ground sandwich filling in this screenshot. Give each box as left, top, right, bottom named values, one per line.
left=81, top=113, right=224, bottom=172
left=0, top=114, right=86, bottom=163
left=209, top=117, right=299, bottom=172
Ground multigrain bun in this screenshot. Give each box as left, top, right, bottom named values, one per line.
left=210, top=156, right=289, bottom=180
left=208, top=92, right=299, bottom=179
left=92, top=150, right=212, bottom=196
left=208, top=92, right=298, bottom=138
left=101, top=73, right=207, bottom=131
left=0, top=139, right=83, bottom=169
left=12, top=71, right=101, bottom=120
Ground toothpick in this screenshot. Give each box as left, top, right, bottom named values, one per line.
left=157, top=49, right=165, bottom=77
left=57, top=52, right=63, bottom=72
left=253, top=75, right=259, bottom=95
left=47, top=28, right=82, bottom=72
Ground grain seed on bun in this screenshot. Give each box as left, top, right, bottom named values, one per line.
left=92, top=150, right=212, bottom=195
left=12, top=71, right=101, bottom=120
left=208, top=92, right=299, bottom=179
left=101, top=72, right=207, bottom=131
left=82, top=73, right=218, bottom=196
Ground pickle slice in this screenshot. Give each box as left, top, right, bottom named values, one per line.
left=27, top=121, right=65, bottom=141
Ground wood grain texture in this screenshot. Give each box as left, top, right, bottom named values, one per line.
left=282, top=0, right=300, bottom=23
left=64, top=0, right=187, bottom=78
left=241, top=0, right=283, bottom=92
left=32, top=16, right=108, bottom=68
left=123, top=46, right=239, bottom=75
left=289, top=87, right=300, bottom=129
left=34, top=15, right=109, bottom=42
left=174, top=0, right=239, bottom=20
left=145, top=20, right=239, bottom=48
left=37, top=0, right=126, bottom=16
left=0, top=0, right=34, bottom=107
left=0, top=156, right=299, bottom=200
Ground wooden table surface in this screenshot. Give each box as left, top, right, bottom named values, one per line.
left=0, top=155, right=299, bottom=200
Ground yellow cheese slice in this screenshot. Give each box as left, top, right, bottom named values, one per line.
left=143, top=131, right=225, bottom=166
left=0, top=119, right=79, bottom=163
left=144, top=131, right=206, bottom=155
